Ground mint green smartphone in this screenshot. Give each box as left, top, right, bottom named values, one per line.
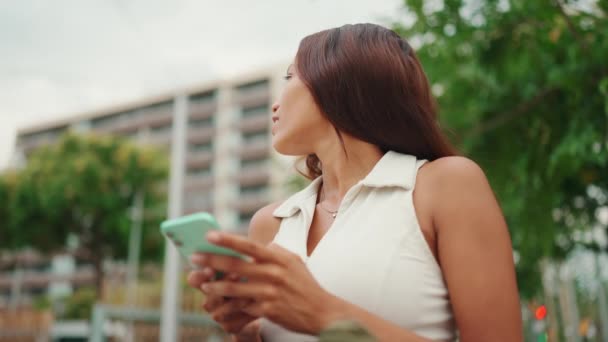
left=160, top=212, right=243, bottom=270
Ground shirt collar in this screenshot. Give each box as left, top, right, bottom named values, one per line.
left=360, top=151, right=419, bottom=189
left=272, top=151, right=419, bottom=218
left=273, top=176, right=322, bottom=218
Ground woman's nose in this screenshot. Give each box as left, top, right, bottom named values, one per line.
left=271, top=103, right=279, bottom=113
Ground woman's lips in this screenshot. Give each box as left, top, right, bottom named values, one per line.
left=271, top=117, right=279, bottom=135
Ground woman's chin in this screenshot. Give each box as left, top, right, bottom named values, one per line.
left=272, top=137, right=309, bottom=156
left=271, top=141, right=294, bottom=155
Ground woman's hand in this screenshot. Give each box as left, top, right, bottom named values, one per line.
left=195, top=231, right=344, bottom=335
left=187, top=264, right=261, bottom=340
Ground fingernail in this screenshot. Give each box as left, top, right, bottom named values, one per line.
left=201, top=284, right=210, bottom=292
left=207, top=231, right=220, bottom=243
left=191, top=254, right=207, bottom=264
left=202, top=267, right=213, bottom=276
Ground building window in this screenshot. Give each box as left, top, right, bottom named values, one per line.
left=189, top=141, right=213, bottom=153
left=190, top=90, right=216, bottom=103
left=242, top=130, right=268, bottom=144
left=28, top=286, right=47, bottom=297
left=188, top=166, right=212, bottom=177
left=19, top=125, right=69, bottom=146
left=241, top=104, right=269, bottom=118
left=236, top=79, right=269, bottom=93
left=238, top=212, right=256, bottom=226
left=240, top=157, right=267, bottom=170
left=189, top=116, right=214, bottom=128
left=31, top=262, right=50, bottom=273
left=140, top=100, right=173, bottom=114
left=185, top=192, right=213, bottom=209
left=91, top=112, right=129, bottom=128
left=239, top=183, right=267, bottom=196
left=151, top=124, right=171, bottom=134
left=46, top=125, right=69, bottom=137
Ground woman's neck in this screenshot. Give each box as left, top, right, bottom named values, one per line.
left=315, top=140, right=383, bottom=204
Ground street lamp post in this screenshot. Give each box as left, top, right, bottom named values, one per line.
left=160, top=94, right=188, bottom=342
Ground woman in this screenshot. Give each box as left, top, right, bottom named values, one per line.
left=188, top=23, right=523, bottom=341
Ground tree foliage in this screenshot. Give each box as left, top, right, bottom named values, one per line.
left=0, top=133, right=168, bottom=298
left=394, top=0, right=608, bottom=298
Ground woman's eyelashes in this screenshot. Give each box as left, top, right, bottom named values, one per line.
left=283, top=74, right=293, bottom=81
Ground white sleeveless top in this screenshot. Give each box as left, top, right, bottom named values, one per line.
left=260, top=151, right=457, bottom=341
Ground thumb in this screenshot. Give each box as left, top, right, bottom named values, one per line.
left=241, top=301, right=266, bottom=318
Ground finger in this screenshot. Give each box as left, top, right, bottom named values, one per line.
left=241, top=318, right=261, bottom=334
left=227, top=272, right=240, bottom=281
left=203, top=292, right=225, bottom=311
left=206, top=231, right=280, bottom=264
left=241, top=301, right=265, bottom=318
left=212, top=298, right=251, bottom=321
left=191, top=253, right=216, bottom=269
left=267, top=243, right=303, bottom=265
left=197, top=254, right=282, bottom=283
left=220, top=315, right=258, bottom=334
left=202, top=280, right=276, bottom=300
left=267, top=242, right=296, bottom=258
left=187, top=268, right=214, bottom=289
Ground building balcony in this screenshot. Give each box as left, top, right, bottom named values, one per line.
left=234, top=86, right=270, bottom=108
left=94, top=114, right=159, bottom=135
left=188, top=126, right=215, bottom=144
left=185, top=174, right=214, bottom=191
left=237, top=115, right=270, bottom=133
left=0, top=250, right=47, bottom=271
left=0, top=267, right=95, bottom=291
left=17, top=125, right=68, bottom=151
left=139, top=103, right=173, bottom=119
left=236, top=166, right=270, bottom=186
left=189, top=101, right=217, bottom=120
left=186, top=151, right=213, bottom=169
left=183, top=204, right=213, bottom=215
left=146, top=131, right=172, bottom=147
left=141, top=112, right=173, bottom=129
left=237, top=140, right=271, bottom=160
left=232, top=192, right=270, bottom=213
left=17, top=135, right=60, bottom=154
left=182, top=186, right=213, bottom=221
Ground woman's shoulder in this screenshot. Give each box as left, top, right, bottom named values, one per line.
left=416, top=156, right=492, bottom=213
left=419, top=156, right=487, bottom=188
left=248, top=201, right=284, bottom=245
left=418, top=156, right=498, bottom=225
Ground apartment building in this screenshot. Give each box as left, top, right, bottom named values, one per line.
left=3, top=63, right=297, bottom=306
left=13, top=64, right=293, bottom=229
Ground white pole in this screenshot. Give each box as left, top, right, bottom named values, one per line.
left=9, top=262, right=22, bottom=311
left=160, top=94, right=188, bottom=342
left=595, top=253, right=608, bottom=340
left=126, top=191, right=143, bottom=342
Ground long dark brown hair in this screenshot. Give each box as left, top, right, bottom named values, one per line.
left=293, top=23, right=458, bottom=179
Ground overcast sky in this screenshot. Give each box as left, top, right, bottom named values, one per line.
left=0, top=0, right=410, bottom=168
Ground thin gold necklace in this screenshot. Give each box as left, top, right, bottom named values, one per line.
left=318, top=184, right=338, bottom=219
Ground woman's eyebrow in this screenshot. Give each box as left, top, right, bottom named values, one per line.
left=286, top=64, right=293, bottom=73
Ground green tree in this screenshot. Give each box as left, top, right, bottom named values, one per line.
left=394, top=0, right=608, bottom=298
left=62, top=288, right=97, bottom=320
left=0, top=171, right=19, bottom=249
left=3, top=133, right=168, bottom=298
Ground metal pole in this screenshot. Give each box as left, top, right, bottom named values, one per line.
left=160, top=94, right=188, bottom=342
left=559, top=263, right=581, bottom=342
left=540, top=260, right=558, bottom=340
left=595, top=253, right=608, bottom=340
left=125, top=191, right=144, bottom=342
left=9, top=259, right=22, bottom=311
left=90, top=304, right=106, bottom=342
